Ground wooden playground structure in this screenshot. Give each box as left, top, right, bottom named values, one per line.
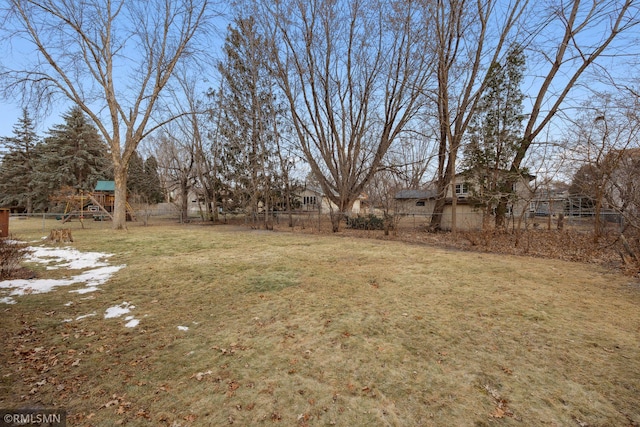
left=55, top=181, right=136, bottom=223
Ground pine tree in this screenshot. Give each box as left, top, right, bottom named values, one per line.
left=463, top=45, right=526, bottom=227
left=127, top=151, right=145, bottom=202
left=142, top=156, right=164, bottom=203
left=37, top=107, right=111, bottom=202
left=217, top=16, right=281, bottom=225
left=0, top=109, right=41, bottom=212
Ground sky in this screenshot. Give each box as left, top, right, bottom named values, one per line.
left=0, top=1, right=229, bottom=141
left=0, top=98, right=75, bottom=140
left=1, top=2, right=637, bottom=155
left=0, top=101, right=30, bottom=138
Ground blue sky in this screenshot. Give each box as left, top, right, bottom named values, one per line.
left=0, top=2, right=228, bottom=142
left=0, top=104, right=22, bottom=138
left=1, top=1, right=637, bottom=147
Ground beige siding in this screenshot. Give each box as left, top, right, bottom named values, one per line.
left=300, top=189, right=363, bottom=215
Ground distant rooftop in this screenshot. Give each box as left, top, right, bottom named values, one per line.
left=95, top=180, right=115, bottom=192
left=395, top=189, right=438, bottom=200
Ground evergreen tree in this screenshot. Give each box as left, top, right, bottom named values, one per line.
left=0, top=109, right=41, bottom=212
left=463, top=45, right=526, bottom=227
left=37, top=107, right=111, bottom=202
left=127, top=151, right=145, bottom=201
left=142, top=156, right=164, bottom=203
left=125, top=152, right=163, bottom=204
left=217, top=16, right=281, bottom=224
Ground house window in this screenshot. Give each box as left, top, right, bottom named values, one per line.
left=416, top=201, right=425, bottom=207
left=303, top=196, right=317, bottom=206
left=455, top=183, right=469, bottom=196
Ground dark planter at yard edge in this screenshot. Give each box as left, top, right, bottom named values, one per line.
left=0, top=209, right=9, bottom=238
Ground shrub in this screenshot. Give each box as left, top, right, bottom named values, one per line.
left=346, top=214, right=386, bottom=230
left=0, top=238, right=31, bottom=280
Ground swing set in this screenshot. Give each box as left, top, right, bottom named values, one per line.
left=55, top=181, right=136, bottom=223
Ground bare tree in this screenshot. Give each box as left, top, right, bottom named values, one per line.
left=154, top=127, right=198, bottom=223
left=0, top=0, right=217, bottom=229
left=164, top=68, right=220, bottom=222
left=386, top=130, right=437, bottom=190
left=506, top=0, right=640, bottom=225
left=364, top=168, right=405, bottom=236
left=427, top=0, right=527, bottom=231
left=565, top=94, right=640, bottom=240
left=427, top=0, right=639, bottom=232
left=256, top=0, right=433, bottom=232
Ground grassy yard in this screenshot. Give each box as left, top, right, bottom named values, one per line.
left=1, top=218, right=639, bottom=426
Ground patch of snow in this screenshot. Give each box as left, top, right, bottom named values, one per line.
left=125, top=318, right=139, bottom=328
left=0, top=244, right=126, bottom=300
left=1, top=278, right=76, bottom=296
left=105, top=302, right=133, bottom=319
left=76, top=312, right=96, bottom=320
left=71, top=286, right=99, bottom=294
left=26, top=246, right=113, bottom=270
left=1, top=242, right=137, bottom=327
left=71, top=265, right=126, bottom=287
left=177, top=326, right=189, bottom=331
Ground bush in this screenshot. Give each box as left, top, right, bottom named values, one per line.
left=0, top=238, right=31, bottom=280
left=346, top=214, right=386, bottom=230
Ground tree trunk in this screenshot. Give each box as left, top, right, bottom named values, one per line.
left=495, top=197, right=508, bottom=229
left=429, top=193, right=446, bottom=232
left=210, top=194, right=219, bottom=223
left=286, top=187, right=293, bottom=228
left=26, top=197, right=33, bottom=215
left=330, top=211, right=343, bottom=233
left=181, top=185, right=189, bottom=223
left=329, top=198, right=353, bottom=232
left=113, top=167, right=128, bottom=230
left=594, top=195, right=603, bottom=243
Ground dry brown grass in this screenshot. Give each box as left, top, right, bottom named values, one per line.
left=1, top=218, right=639, bottom=426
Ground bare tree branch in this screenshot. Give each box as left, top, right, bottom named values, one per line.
left=0, top=0, right=218, bottom=229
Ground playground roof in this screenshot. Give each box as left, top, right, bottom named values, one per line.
left=95, top=181, right=115, bottom=192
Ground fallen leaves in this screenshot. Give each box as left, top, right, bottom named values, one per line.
left=101, top=395, right=123, bottom=409
left=212, top=342, right=248, bottom=356
left=192, top=370, right=213, bottom=381
left=484, top=384, right=519, bottom=421
left=500, top=365, right=513, bottom=375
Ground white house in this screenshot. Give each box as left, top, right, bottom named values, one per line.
left=299, top=186, right=366, bottom=215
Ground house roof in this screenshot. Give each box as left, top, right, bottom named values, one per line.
left=395, top=189, right=438, bottom=200
left=95, top=181, right=115, bottom=192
